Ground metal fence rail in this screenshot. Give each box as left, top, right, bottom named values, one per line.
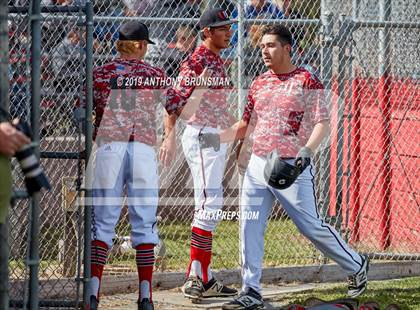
left=8, top=2, right=91, bottom=308
left=6, top=0, right=420, bottom=308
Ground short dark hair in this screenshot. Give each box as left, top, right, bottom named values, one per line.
left=261, top=25, right=293, bottom=46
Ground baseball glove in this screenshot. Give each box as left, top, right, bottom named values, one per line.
left=264, top=150, right=300, bottom=189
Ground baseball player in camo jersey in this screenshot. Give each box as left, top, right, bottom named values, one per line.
left=77, top=21, right=183, bottom=310
left=167, top=8, right=238, bottom=301
left=199, top=25, right=369, bottom=310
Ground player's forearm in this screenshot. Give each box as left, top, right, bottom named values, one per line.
left=227, top=111, right=239, bottom=126
left=176, top=88, right=205, bottom=120
left=305, top=120, right=330, bottom=152
left=219, top=120, right=249, bottom=143
left=164, top=114, right=177, bottom=138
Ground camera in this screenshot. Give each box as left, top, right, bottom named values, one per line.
left=14, top=121, right=51, bottom=195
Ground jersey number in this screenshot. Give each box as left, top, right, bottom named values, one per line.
left=108, top=89, right=136, bottom=111
left=283, top=111, right=304, bottom=136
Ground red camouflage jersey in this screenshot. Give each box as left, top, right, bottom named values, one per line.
left=242, top=67, right=329, bottom=158
left=79, top=58, right=182, bottom=145
left=171, top=44, right=233, bottom=129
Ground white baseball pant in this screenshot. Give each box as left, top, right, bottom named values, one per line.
left=241, top=154, right=363, bottom=294
left=181, top=124, right=228, bottom=232
left=91, top=141, right=159, bottom=248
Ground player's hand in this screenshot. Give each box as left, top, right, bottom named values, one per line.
left=0, top=120, right=31, bottom=157
left=159, top=132, right=176, bottom=167
left=198, top=132, right=220, bottom=152
left=294, top=146, right=313, bottom=174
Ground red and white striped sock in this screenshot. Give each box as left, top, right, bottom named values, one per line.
left=90, top=240, right=108, bottom=300
left=187, top=226, right=213, bottom=284
left=135, top=244, right=155, bottom=301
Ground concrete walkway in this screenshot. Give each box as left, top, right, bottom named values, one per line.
left=99, top=283, right=319, bottom=309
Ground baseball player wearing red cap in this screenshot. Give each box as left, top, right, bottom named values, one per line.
left=78, top=21, right=183, bottom=310
left=167, top=8, right=239, bottom=302
left=199, top=25, right=369, bottom=310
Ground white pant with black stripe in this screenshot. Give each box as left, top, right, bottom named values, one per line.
left=181, top=124, right=228, bottom=232
left=241, top=154, right=363, bottom=294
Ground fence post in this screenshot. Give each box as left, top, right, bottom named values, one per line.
left=350, top=76, right=361, bottom=242
left=378, top=0, right=392, bottom=250
left=237, top=0, right=245, bottom=113
left=27, top=0, right=42, bottom=308
left=83, top=1, right=94, bottom=308
left=333, top=14, right=349, bottom=232
left=319, top=8, right=333, bottom=219
left=0, top=0, right=9, bottom=288
left=236, top=0, right=245, bottom=276
left=0, top=13, right=10, bottom=309
left=346, top=0, right=360, bottom=244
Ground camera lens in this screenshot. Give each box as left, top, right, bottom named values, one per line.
left=14, top=121, right=51, bottom=194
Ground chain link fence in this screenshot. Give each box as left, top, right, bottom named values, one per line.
left=6, top=0, right=419, bottom=307
left=8, top=3, right=89, bottom=307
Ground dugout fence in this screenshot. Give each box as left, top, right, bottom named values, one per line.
left=5, top=0, right=419, bottom=308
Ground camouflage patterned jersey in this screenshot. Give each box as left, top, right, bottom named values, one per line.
left=173, top=44, right=233, bottom=129
left=242, top=67, right=329, bottom=158
left=81, top=58, right=182, bottom=145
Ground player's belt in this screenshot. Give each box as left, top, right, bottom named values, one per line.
left=96, top=136, right=135, bottom=145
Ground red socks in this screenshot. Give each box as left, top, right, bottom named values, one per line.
left=90, top=241, right=155, bottom=301
left=187, top=226, right=213, bottom=283
left=135, top=243, right=155, bottom=300
left=90, top=240, right=108, bottom=299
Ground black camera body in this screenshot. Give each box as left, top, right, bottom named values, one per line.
left=14, top=121, right=51, bottom=195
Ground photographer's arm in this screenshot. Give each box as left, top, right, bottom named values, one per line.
left=0, top=121, right=31, bottom=157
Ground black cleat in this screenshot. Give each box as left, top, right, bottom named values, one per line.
left=182, top=276, right=205, bottom=302
left=89, top=295, right=98, bottom=310
left=203, top=277, right=238, bottom=298
left=137, top=298, right=154, bottom=310
left=348, top=254, right=369, bottom=298
left=222, top=287, right=264, bottom=310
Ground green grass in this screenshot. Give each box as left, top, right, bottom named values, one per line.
left=275, top=277, right=420, bottom=310
left=112, top=219, right=313, bottom=270
left=9, top=259, right=63, bottom=280
left=154, top=219, right=317, bottom=271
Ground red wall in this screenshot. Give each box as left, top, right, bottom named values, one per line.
left=328, top=78, right=419, bottom=252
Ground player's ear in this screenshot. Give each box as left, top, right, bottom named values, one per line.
left=137, top=40, right=146, bottom=50
left=285, top=44, right=292, bottom=56
left=202, top=27, right=211, bottom=40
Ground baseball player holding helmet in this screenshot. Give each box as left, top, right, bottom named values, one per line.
left=199, top=25, right=369, bottom=310
left=168, top=8, right=238, bottom=302
left=77, top=21, right=183, bottom=310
